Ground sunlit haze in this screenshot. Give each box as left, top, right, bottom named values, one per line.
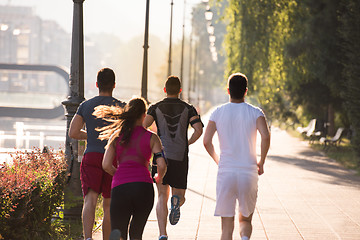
left=0, top=0, right=202, bottom=42
left=0, top=0, right=205, bottom=102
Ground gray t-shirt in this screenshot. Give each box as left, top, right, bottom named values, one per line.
left=147, top=97, right=200, bottom=161
left=76, top=96, right=125, bottom=154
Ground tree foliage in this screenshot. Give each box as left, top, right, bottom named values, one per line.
left=224, top=0, right=296, bottom=121
left=339, top=0, right=360, bottom=157
left=223, top=0, right=360, bottom=159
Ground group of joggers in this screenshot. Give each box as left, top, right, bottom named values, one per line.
left=69, top=68, right=271, bottom=240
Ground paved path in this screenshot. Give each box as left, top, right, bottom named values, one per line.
left=93, top=124, right=360, bottom=240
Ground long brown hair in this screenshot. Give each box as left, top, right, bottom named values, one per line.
left=93, top=97, right=147, bottom=148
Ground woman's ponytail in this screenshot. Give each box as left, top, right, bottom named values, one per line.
left=94, top=97, right=147, bottom=148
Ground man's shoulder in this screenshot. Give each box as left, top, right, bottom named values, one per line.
left=167, top=98, right=194, bottom=108
left=78, top=97, right=92, bottom=108
left=113, top=98, right=126, bottom=107
left=212, top=102, right=230, bottom=111
left=147, top=100, right=162, bottom=111
left=149, top=99, right=164, bottom=107
left=78, top=97, right=124, bottom=114
left=85, top=96, right=124, bottom=105
left=180, top=99, right=195, bottom=108
left=157, top=98, right=196, bottom=112
left=244, top=102, right=263, bottom=112
left=81, top=96, right=99, bottom=104
left=149, top=98, right=182, bottom=107
left=212, top=102, right=262, bottom=114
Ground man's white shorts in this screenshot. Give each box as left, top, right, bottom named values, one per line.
left=215, top=169, right=258, bottom=218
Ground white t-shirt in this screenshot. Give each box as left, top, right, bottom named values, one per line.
left=209, top=102, right=264, bottom=171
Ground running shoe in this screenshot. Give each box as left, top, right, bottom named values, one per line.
left=159, top=235, right=168, bottom=240
left=169, top=195, right=180, bottom=225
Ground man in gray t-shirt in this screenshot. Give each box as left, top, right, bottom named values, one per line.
left=69, top=68, right=125, bottom=240
left=143, top=76, right=203, bottom=240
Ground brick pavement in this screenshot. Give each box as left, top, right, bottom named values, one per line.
left=93, top=125, right=360, bottom=240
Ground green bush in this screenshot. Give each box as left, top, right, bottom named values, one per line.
left=0, top=149, right=67, bottom=240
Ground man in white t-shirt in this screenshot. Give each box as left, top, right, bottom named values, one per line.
left=203, top=73, right=270, bottom=240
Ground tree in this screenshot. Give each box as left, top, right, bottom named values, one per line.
left=222, top=0, right=360, bottom=161
left=223, top=0, right=350, bottom=132
left=339, top=0, right=360, bottom=160
left=224, top=0, right=296, bottom=122
left=284, top=0, right=345, bottom=135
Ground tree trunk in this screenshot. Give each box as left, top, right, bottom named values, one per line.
left=328, top=104, right=335, bottom=136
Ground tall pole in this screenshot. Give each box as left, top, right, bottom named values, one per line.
left=188, top=12, right=193, bottom=102
left=167, top=0, right=174, bottom=77
left=193, top=42, right=199, bottom=107
left=180, top=0, right=186, bottom=100
left=192, top=42, right=198, bottom=93
left=62, top=0, right=85, bottom=219
left=141, top=0, right=150, bottom=101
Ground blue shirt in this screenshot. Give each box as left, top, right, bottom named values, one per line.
left=76, top=96, right=125, bottom=154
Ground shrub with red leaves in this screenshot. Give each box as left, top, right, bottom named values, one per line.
left=0, top=148, right=67, bottom=240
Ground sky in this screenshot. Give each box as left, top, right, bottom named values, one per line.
left=0, top=0, right=204, bottom=42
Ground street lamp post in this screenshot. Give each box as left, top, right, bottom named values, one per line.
left=207, top=23, right=214, bottom=35
left=204, top=5, right=213, bottom=22
left=167, top=0, right=174, bottom=77
left=180, top=0, right=186, bottom=99
left=62, top=0, right=85, bottom=219
left=141, top=0, right=150, bottom=101
left=188, top=12, right=194, bottom=102
left=193, top=42, right=199, bottom=106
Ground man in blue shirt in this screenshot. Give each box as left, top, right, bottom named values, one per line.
left=69, top=68, right=125, bottom=240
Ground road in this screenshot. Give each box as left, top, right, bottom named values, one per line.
left=93, top=123, right=360, bottom=239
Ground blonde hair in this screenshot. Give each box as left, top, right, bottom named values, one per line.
left=93, top=98, right=147, bottom=148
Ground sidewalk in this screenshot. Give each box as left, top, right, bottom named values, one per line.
left=93, top=126, right=360, bottom=240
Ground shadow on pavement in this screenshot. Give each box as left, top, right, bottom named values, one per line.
left=187, top=188, right=216, bottom=202
left=268, top=152, right=360, bottom=188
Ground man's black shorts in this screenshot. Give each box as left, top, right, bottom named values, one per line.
left=152, top=156, right=189, bottom=189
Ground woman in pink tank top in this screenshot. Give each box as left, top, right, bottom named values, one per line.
left=94, top=98, right=167, bottom=240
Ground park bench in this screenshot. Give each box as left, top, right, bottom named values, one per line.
left=297, top=119, right=322, bottom=143
left=308, top=129, right=322, bottom=144
left=297, top=119, right=316, bottom=135
left=319, top=127, right=345, bottom=149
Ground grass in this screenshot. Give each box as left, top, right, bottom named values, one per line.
left=52, top=218, right=83, bottom=240
left=310, top=139, right=360, bottom=174
left=93, top=196, right=105, bottom=233
left=52, top=195, right=105, bottom=239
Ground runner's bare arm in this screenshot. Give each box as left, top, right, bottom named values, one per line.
left=143, top=114, right=154, bottom=128
left=69, top=114, right=87, bottom=140
left=102, top=140, right=117, bottom=176
left=256, top=116, right=270, bottom=175
left=188, top=115, right=203, bottom=145
left=203, top=120, right=219, bottom=165
left=150, top=134, right=167, bottom=183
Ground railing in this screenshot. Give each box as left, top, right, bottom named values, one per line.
left=0, top=121, right=66, bottom=150
left=0, top=63, right=69, bottom=119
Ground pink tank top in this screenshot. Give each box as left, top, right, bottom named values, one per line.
left=112, top=126, right=153, bottom=189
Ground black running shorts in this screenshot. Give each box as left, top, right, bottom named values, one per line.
left=152, top=156, right=189, bottom=189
